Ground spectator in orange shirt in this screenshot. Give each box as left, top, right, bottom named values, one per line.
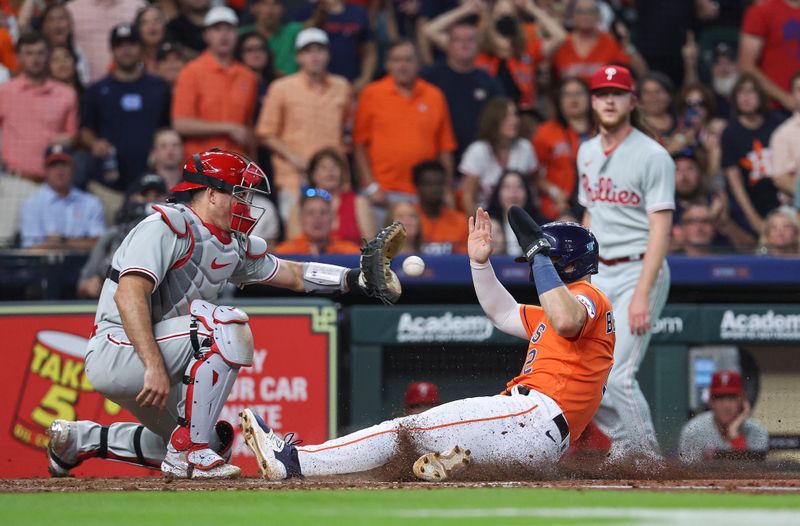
left=551, top=0, right=645, bottom=84
left=172, top=7, right=259, bottom=160
left=532, top=77, right=592, bottom=219
left=354, top=39, right=457, bottom=225
left=257, top=27, right=352, bottom=219
left=414, top=160, right=468, bottom=254
left=274, top=187, right=362, bottom=255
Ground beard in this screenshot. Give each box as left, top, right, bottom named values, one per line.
left=713, top=74, right=738, bottom=98
left=593, top=109, right=628, bottom=131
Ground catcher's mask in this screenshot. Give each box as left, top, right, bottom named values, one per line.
left=172, top=149, right=270, bottom=240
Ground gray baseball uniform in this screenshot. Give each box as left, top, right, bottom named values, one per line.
left=678, top=411, right=769, bottom=464
left=577, top=128, right=675, bottom=458
left=76, top=203, right=278, bottom=467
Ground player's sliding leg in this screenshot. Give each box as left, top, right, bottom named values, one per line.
left=241, top=387, right=568, bottom=480
left=161, top=301, right=252, bottom=479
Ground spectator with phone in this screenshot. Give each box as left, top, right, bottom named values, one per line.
left=678, top=370, right=769, bottom=464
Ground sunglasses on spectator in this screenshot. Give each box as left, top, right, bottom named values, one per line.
left=302, top=187, right=332, bottom=202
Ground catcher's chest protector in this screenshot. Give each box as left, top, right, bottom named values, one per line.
left=150, top=204, right=247, bottom=322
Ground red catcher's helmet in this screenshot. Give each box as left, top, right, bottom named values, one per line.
left=404, top=381, right=440, bottom=408
left=171, top=149, right=270, bottom=237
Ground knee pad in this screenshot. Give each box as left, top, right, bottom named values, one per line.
left=190, top=299, right=254, bottom=367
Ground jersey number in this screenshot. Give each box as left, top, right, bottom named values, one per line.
left=523, top=323, right=546, bottom=374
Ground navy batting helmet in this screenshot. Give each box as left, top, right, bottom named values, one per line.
left=540, top=221, right=599, bottom=283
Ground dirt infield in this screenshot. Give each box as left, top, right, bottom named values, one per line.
left=2, top=476, right=799, bottom=495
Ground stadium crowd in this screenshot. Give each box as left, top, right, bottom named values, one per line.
left=1, top=0, right=800, bottom=285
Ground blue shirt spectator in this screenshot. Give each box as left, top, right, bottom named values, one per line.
left=294, top=1, right=375, bottom=87
left=421, top=22, right=503, bottom=164
left=19, top=145, right=106, bottom=250
left=81, top=24, right=172, bottom=193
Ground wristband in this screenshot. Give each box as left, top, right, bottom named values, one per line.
left=532, top=253, right=564, bottom=294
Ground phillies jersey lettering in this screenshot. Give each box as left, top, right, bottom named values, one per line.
left=577, top=128, right=676, bottom=260
left=580, top=175, right=642, bottom=206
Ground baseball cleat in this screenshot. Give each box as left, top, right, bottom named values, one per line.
left=413, top=445, right=471, bottom=482
left=161, top=445, right=241, bottom=479
left=239, top=408, right=302, bottom=481
left=47, top=420, right=80, bottom=477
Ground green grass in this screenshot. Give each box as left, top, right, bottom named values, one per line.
left=2, top=488, right=800, bottom=526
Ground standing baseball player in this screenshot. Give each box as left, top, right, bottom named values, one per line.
left=46, top=149, right=403, bottom=479
left=239, top=206, right=615, bottom=481
left=578, top=65, right=675, bottom=461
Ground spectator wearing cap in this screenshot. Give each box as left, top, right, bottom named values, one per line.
left=77, top=173, right=167, bottom=299
left=155, top=42, right=188, bottom=86
left=770, top=72, right=800, bottom=210
left=240, top=0, right=303, bottom=76
left=414, top=160, right=467, bottom=255
left=18, top=145, right=106, bottom=251
left=295, top=0, right=375, bottom=91
left=678, top=370, right=768, bottom=464
left=256, top=27, right=351, bottom=219
left=722, top=74, right=784, bottom=236
left=672, top=149, right=755, bottom=253
left=172, top=7, right=259, bottom=160
left=66, top=0, right=147, bottom=82
left=148, top=128, right=184, bottom=189
left=355, top=40, right=457, bottom=224
left=274, top=188, right=361, bottom=255
left=80, top=24, right=171, bottom=225
left=709, top=42, right=738, bottom=119
left=740, top=0, right=800, bottom=111
left=0, top=32, right=78, bottom=247
left=166, top=0, right=211, bottom=56
left=404, top=381, right=440, bottom=416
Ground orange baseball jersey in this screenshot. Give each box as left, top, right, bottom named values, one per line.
left=507, top=280, right=615, bottom=443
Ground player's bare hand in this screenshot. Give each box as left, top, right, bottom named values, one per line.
left=628, top=291, right=651, bottom=335
left=468, top=207, right=493, bottom=264
left=137, top=365, right=171, bottom=410
left=728, top=399, right=751, bottom=440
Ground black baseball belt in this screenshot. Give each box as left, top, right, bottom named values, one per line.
left=598, top=252, right=646, bottom=266
left=503, top=385, right=570, bottom=443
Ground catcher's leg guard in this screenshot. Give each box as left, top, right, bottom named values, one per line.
left=178, top=300, right=253, bottom=444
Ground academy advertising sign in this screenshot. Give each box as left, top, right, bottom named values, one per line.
left=0, top=303, right=336, bottom=477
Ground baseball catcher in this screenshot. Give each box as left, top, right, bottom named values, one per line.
left=240, top=206, right=615, bottom=481
left=46, top=149, right=403, bottom=479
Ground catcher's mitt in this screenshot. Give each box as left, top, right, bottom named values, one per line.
left=355, top=221, right=406, bottom=304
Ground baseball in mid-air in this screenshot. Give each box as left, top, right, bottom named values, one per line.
left=402, top=255, right=426, bottom=277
